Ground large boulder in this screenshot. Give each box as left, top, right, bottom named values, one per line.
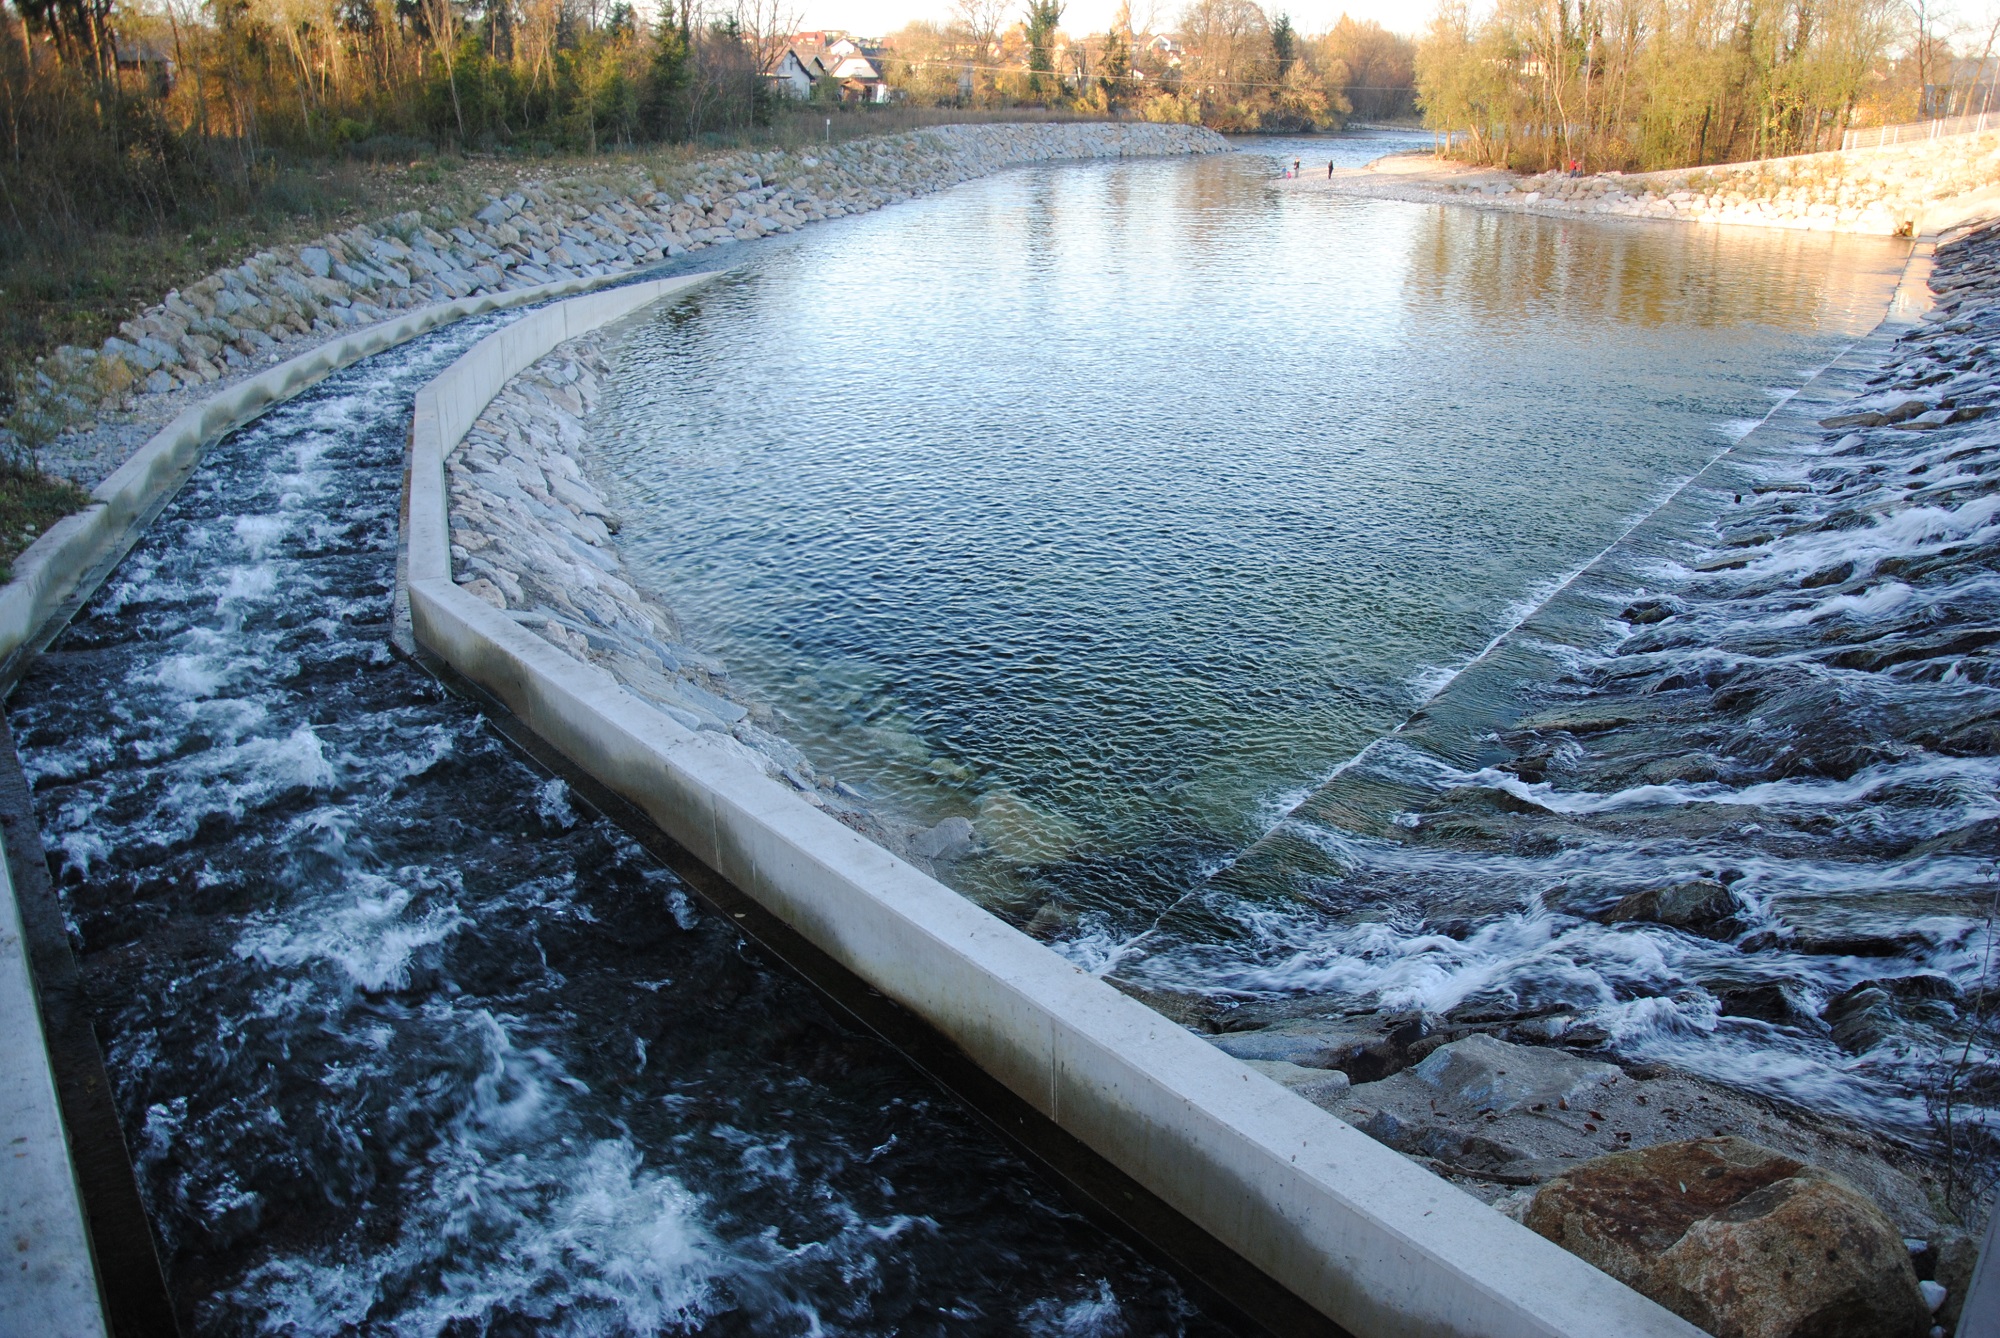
left=1525, top=1137, right=1929, bottom=1338
left=1407, top=1032, right=1620, bottom=1115
left=1603, top=878, right=1740, bottom=934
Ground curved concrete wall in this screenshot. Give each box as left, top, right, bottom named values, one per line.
left=404, top=281, right=1706, bottom=1338
left=0, top=268, right=649, bottom=673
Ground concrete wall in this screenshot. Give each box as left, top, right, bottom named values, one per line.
left=0, top=270, right=641, bottom=673
left=0, top=835, right=104, bottom=1338
left=404, top=266, right=1708, bottom=1338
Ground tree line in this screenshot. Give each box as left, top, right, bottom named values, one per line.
left=0, top=0, right=1421, bottom=258
left=1415, top=0, right=1989, bottom=173
left=0, top=0, right=821, bottom=255
left=880, top=3, right=1414, bottom=132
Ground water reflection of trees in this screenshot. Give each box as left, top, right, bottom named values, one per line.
left=1402, top=206, right=1904, bottom=333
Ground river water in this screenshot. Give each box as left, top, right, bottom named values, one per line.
left=9, top=312, right=1228, bottom=1333
left=592, top=133, right=1903, bottom=917
left=12, top=132, right=1959, bottom=1332
left=587, top=133, right=1949, bottom=1133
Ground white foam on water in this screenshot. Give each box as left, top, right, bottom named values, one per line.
left=235, top=867, right=466, bottom=994
left=1766, top=579, right=1916, bottom=626
left=537, top=777, right=579, bottom=829
left=1020, top=1279, right=1134, bottom=1336
left=1406, top=662, right=1460, bottom=705
left=1451, top=751, right=2000, bottom=825
left=235, top=1050, right=725, bottom=1334
left=1137, top=887, right=1944, bottom=1128
left=145, top=723, right=339, bottom=845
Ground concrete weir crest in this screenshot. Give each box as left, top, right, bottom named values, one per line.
left=399, top=280, right=1705, bottom=1338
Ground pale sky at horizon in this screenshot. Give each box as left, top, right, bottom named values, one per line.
left=793, top=0, right=1435, bottom=44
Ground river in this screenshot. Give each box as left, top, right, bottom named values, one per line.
left=583, top=132, right=1947, bottom=1136
left=11, top=129, right=1957, bottom=1333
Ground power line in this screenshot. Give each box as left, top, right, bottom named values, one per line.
left=884, top=55, right=1415, bottom=93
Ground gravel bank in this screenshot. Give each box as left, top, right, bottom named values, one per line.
left=1292, top=129, right=2000, bottom=235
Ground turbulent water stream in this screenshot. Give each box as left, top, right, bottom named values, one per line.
left=1121, top=226, right=2000, bottom=1143
left=9, top=312, right=1226, bottom=1334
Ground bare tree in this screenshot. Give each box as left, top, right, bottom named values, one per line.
left=1960, top=4, right=2000, bottom=114
left=1909, top=0, right=1951, bottom=117
left=954, top=0, right=1009, bottom=53
left=733, top=0, right=802, bottom=75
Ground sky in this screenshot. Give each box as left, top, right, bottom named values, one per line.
left=793, top=0, right=1435, bottom=42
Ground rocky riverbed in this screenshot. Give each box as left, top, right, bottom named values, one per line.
left=1077, top=220, right=2000, bottom=1334
left=12, top=122, right=1222, bottom=487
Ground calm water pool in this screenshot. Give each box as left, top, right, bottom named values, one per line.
left=588, top=133, right=1906, bottom=937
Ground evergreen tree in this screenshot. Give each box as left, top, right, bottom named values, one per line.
left=1024, top=0, right=1063, bottom=101
left=1099, top=12, right=1132, bottom=110
left=1271, top=12, right=1296, bottom=79
left=640, top=3, right=690, bottom=139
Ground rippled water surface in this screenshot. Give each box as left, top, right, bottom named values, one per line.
left=590, top=133, right=1907, bottom=936
left=9, top=312, right=1226, bottom=1333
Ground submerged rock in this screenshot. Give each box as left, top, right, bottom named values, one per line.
left=1602, top=878, right=1740, bottom=934
left=910, top=815, right=976, bottom=861
left=1525, top=1136, right=1929, bottom=1338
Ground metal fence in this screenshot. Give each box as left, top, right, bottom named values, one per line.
left=1843, top=110, right=2000, bottom=151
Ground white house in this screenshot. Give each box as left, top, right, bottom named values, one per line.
left=767, top=49, right=817, bottom=99
left=826, top=52, right=891, bottom=102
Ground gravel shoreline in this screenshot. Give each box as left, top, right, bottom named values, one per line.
left=1289, top=129, right=2000, bottom=237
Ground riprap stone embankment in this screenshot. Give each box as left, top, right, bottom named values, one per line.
left=1307, top=127, right=2000, bottom=235
left=17, top=122, right=1224, bottom=484
left=446, top=327, right=975, bottom=871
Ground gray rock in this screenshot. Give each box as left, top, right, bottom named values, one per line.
left=1409, top=1033, right=1620, bottom=1115
left=1242, top=1059, right=1351, bottom=1105
left=298, top=246, right=332, bottom=278
left=1603, top=877, right=1738, bottom=933
left=1209, top=1021, right=1368, bottom=1068
left=1823, top=984, right=1901, bottom=1054
left=911, top=816, right=976, bottom=861
left=1931, top=1225, right=1977, bottom=1330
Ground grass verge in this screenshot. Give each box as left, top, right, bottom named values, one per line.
left=0, top=467, right=92, bottom=583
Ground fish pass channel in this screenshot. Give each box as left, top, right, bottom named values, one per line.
left=7, top=310, right=1230, bottom=1333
